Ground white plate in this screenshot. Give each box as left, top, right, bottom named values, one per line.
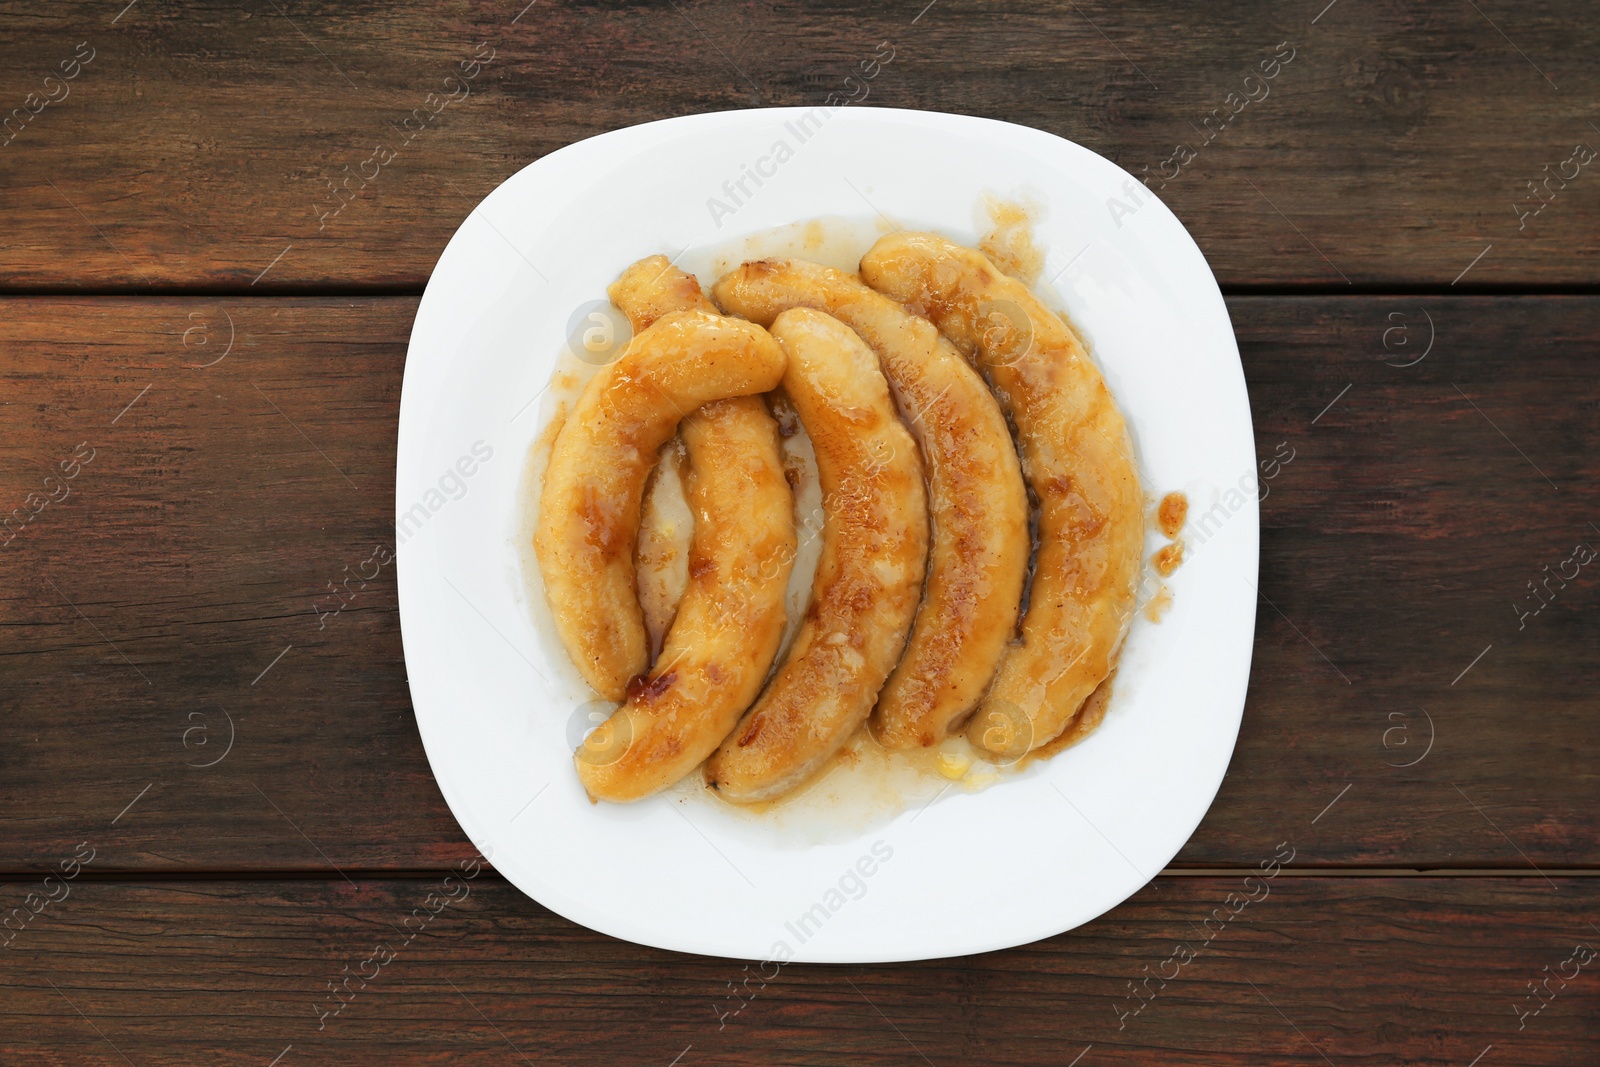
left=397, top=107, right=1257, bottom=963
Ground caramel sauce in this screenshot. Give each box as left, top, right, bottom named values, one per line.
left=1157, top=491, right=1188, bottom=539
left=1144, top=585, right=1173, bottom=622
left=978, top=195, right=1045, bottom=282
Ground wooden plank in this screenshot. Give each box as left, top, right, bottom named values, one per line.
left=0, top=1, right=1596, bottom=287
left=1, top=875, right=1595, bottom=1064
left=0, top=295, right=1595, bottom=871
left=1232, top=294, right=1600, bottom=872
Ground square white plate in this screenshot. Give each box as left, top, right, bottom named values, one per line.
left=397, top=107, right=1257, bottom=963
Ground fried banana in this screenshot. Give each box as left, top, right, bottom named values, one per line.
left=712, top=258, right=1028, bottom=748
left=860, top=233, right=1143, bottom=759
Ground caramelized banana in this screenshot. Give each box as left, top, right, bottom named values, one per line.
left=712, top=258, right=1028, bottom=748
left=860, top=233, right=1143, bottom=758
left=705, top=309, right=928, bottom=802
left=535, top=304, right=785, bottom=700
left=608, top=254, right=717, bottom=328
left=573, top=259, right=796, bottom=801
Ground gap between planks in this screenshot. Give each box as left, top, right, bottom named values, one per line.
left=2, top=867, right=1598, bottom=883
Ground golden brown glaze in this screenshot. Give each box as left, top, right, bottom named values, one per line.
left=534, top=303, right=785, bottom=701
left=860, top=232, right=1144, bottom=759
left=712, top=258, right=1028, bottom=748
left=571, top=258, right=797, bottom=801
left=704, top=309, right=928, bottom=802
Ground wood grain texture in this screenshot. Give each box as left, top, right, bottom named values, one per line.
left=0, top=294, right=1595, bottom=873
left=0, top=1, right=1595, bottom=288
left=1, top=876, right=1596, bottom=1064
left=4, top=4, right=1594, bottom=1058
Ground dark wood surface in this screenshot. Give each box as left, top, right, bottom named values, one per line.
left=2, top=0, right=1597, bottom=1061
left=3, top=876, right=1597, bottom=1065
left=0, top=1, right=1597, bottom=288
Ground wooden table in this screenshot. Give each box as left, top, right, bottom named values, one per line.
left=2, top=2, right=1596, bottom=1063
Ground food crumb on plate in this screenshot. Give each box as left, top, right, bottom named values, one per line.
left=1157, top=491, right=1188, bottom=539
left=1144, top=584, right=1173, bottom=622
